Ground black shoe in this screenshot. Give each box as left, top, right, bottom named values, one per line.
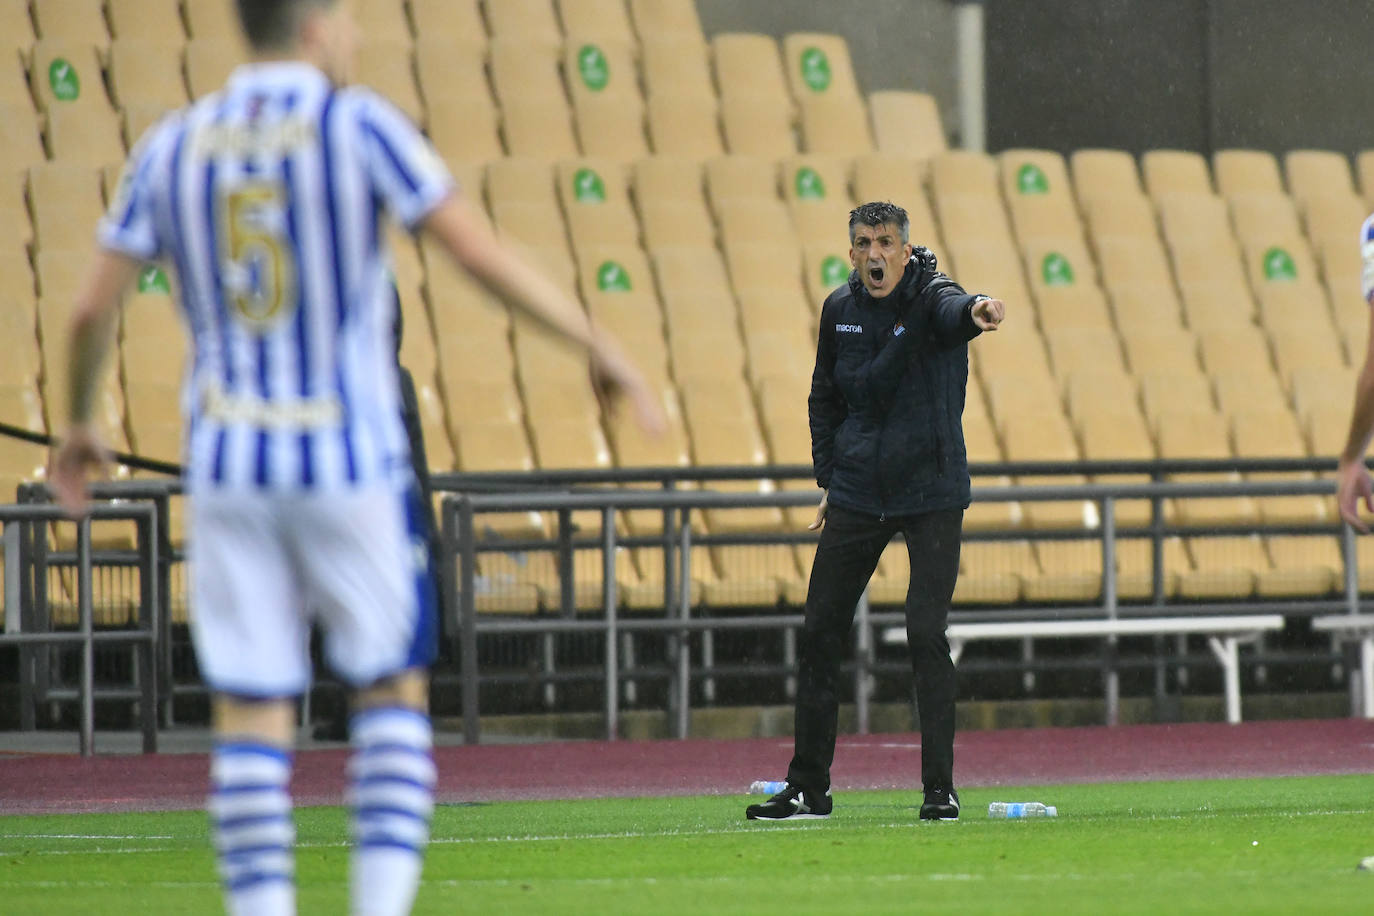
left=920, top=787, right=960, bottom=821
left=745, top=783, right=832, bottom=820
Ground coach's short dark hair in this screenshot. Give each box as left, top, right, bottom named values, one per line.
left=235, top=0, right=335, bottom=51
left=848, top=201, right=909, bottom=244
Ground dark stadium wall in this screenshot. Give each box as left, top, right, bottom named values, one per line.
left=694, top=0, right=964, bottom=142
left=984, top=0, right=1374, bottom=157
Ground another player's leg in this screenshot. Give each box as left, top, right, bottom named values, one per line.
left=747, top=507, right=889, bottom=821
left=901, top=509, right=963, bottom=821
left=295, top=480, right=439, bottom=913
left=208, top=697, right=299, bottom=916
left=347, top=671, right=434, bottom=916
left=189, top=491, right=309, bottom=914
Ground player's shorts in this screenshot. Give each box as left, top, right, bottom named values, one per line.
left=186, top=480, right=437, bottom=697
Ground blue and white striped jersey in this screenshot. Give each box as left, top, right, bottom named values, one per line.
left=1361, top=213, right=1374, bottom=303
left=100, top=62, right=453, bottom=492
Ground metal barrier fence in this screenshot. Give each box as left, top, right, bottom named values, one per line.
left=4, top=459, right=1369, bottom=749
left=442, top=476, right=1363, bottom=743
left=2, top=501, right=159, bottom=755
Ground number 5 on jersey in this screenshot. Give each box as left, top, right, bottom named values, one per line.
left=221, top=182, right=297, bottom=327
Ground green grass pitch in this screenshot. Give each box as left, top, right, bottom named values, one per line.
left=2, top=774, right=1371, bottom=914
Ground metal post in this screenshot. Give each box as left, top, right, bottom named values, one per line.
left=77, top=516, right=94, bottom=757
left=457, top=496, right=481, bottom=745
left=1342, top=523, right=1359, bottom=615
left=601, top=507, right=619, bottom=741
left=854, top=586, right=871, bottom=736
left=154, top=492, right=174, bottom=727
left=954, top=1, right=986, bottom=152
left=3, top=521, right=17, bottom=634
left=675, top=508, right=692, bottom=740
left=557, top=507, right=574, bottom=619
left=1102, top=497, right=1120, bottom=726
left=1150, top=482, right=1165, bottom=606
left=136, top=506, right=159, bottom=753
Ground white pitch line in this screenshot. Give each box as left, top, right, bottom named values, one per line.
left=0, top=834, right=174, bottom=840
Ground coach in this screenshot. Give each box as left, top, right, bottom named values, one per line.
left=747, top=201, right=1004, bottom=822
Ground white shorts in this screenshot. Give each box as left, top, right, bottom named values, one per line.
left=187, top=482, right=437, bottom=697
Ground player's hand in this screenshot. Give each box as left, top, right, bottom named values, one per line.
left=972, top=297, right=1005, bottom=331
left=48, top=423, right=110, bottom=519
left=589, top=344, right=668, bottom=437
left=1337, top=457, right=1374, bottom=533
left=808, top=489, right=829, bottom=531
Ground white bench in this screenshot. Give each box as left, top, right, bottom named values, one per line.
left=882, top=615, right=1286, bottom=724
left=1311, top=613, right=1374, bottom=719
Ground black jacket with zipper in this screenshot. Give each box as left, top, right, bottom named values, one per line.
left=809, top=249, right=984, bottom=518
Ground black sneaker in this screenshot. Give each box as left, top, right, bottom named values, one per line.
left=745, top=783, right=832, bottom=820
left=919, top=787, right=960, bottom=821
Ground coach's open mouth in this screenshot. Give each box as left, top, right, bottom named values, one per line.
left=868, top=265, right=885, bottom=285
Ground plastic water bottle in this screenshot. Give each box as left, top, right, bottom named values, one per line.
left=750, top=780, right=788, bottom=795
left=988, top=802, right=1057, bottom=818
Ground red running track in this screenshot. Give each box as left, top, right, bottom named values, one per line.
left=1, top=719, right=1372, bottom=816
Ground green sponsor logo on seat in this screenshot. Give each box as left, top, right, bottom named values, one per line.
left=800, top=47, right=831, bottom=92
left=1041, top=252, right=1075, bottom=286
left=820, top=255, right=848, bottom=286
left=48, top=57, right=80, bottom=101
left=795, top=166, right=825, bottom=200
left=573, top=167, right=605, bottom=203
left=1263, top=246, right=1297, bottom=281
left=597, top=260, right=631, bottom=291
left=137, top=266, right=170, bottom=294
left=578, top=44, right=609, bottom=92
left=1017, top=163, right=1049, bottom=195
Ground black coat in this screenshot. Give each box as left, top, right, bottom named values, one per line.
left=809, top=251, right=984, bottom=518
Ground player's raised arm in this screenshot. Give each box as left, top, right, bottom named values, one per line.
left=420, top=193, right=666, bottom=436
left=49, top=249, right=143, bottom=517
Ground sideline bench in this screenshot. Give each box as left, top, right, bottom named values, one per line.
left=882, top=615, right=1286, bottom=724
left=1311, top=614, right=1374, bottom=719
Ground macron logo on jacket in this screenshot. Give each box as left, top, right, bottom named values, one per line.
left=835, top=323, right=863, bottom=333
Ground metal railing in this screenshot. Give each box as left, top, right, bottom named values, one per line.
left=2, top=501, right=160, bottom=755
left=442, top=476, right=1362, bottom=743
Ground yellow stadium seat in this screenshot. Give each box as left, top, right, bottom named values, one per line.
left=1300, top=192, right=1366, bottom=253
left=1106, top=282, right=1186, bottom=332
left=1284, top=149, right=1356, bottom=208
left=413, top=41, right=491, bottom=107
left=1044, top=326, right=1126, bottom=378
left=44, top=103, right=125, bottom=164
left=184, top=39, right=246, bottom=99
left=1093, top=234, right=1175, bottom=292
left=1227, top=192, right=1302, bottom=245
left=704, top=155, right=781, bottom=209
left=1036, top=284, right=1115, bottom=330
left=1154, top=408, right=1257, bottom=528
left=782, top=33, right=862, bottom=103
left=1081, top=191, right=1158, bottom=239
left=182, top=0, right=246, bottom=44
left=628, top=0, right=704, bottom=45
left=31, top=0, right=108, bottom=45
left=1212, top=148, right=1284, bottom=197
left=355, top=40, right=423, bottom=123
left=1076, top=403, right=1156, bottom=529
left=1270, top=322, right=1346, bottom=386
left=638, top=199, right=717, bottom=249
left=27, top=162, right=104, bottom=250
left=712, top=33, right=792, bottom=110
left=106, top=40, right=187, bottom=111
left=999, top=410, right=1092, bottom=530
left=30, top=39, right=108, bottom=113
left=1022, top=236, right=1097, bottom=299
left=572, top=93, right=650, bottom=162
left=1069, top=148, right=1143, bottom=199
left=1259, top=535, right=1341, bottom=599
left=1141, top=149, right=1212, bottom=198
left=427, top=98, right=503, bottom=164
left=1156, top=192, right=1234, bottom=246
left=0, top=101, right=48, bottom=173
left=1009, top=193, right=1085, bottom=245
left=929, top=149, right=1000, bottom=195
left=1196, top=325, right=1271, bottom=377
left=489, top=39, right=565, bottom=106
left=1231, top=406, right=1328, bottom=525
left=1177, top=536, right=1264, bottom=600
left=644, top=93, right=724, bottom=160
left=355, top=0, right=413, bottom=43
left=409, top=0, right=486, bottom=49
left=640, top=37, right=714, bottom=100
left=1137, top=368, right=1212, bottom=422
left=0, top=3, right=35, bottom=53
left=955, top=542, right=1031, bottom=605
left=935, top=193, right=1016, bottom=250
left=850, top=152, right=926, bottom=208
left=797, top=94, right=873, bottom=157
left=631, top=156, right=705, bottom=206
left=484, top=0, right=562, bottom=47
left=501, top=98, right=580, bottom=161
left=558, top=0, right=636, bottom=47
left=867, top=90, right=946, bottom=160
left=106, top=0, right=183, bottom=42
left=719, top=93, right=797, bottom=157
left=717, top=197, right=798, bottom=252
left=779, top=155, right=852, bottom=206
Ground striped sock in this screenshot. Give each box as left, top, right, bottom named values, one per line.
left=208, top=741, right=295, bottom=916
left=348, top=707, right=436, bottom=916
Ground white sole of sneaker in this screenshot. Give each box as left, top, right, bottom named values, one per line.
left=747, top=813, right=830, bottom=821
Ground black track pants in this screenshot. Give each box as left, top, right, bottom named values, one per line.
left=786, top=505, right=963, bottom=794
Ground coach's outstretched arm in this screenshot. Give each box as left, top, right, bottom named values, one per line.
left=423, top=194, right=666, bottom=436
